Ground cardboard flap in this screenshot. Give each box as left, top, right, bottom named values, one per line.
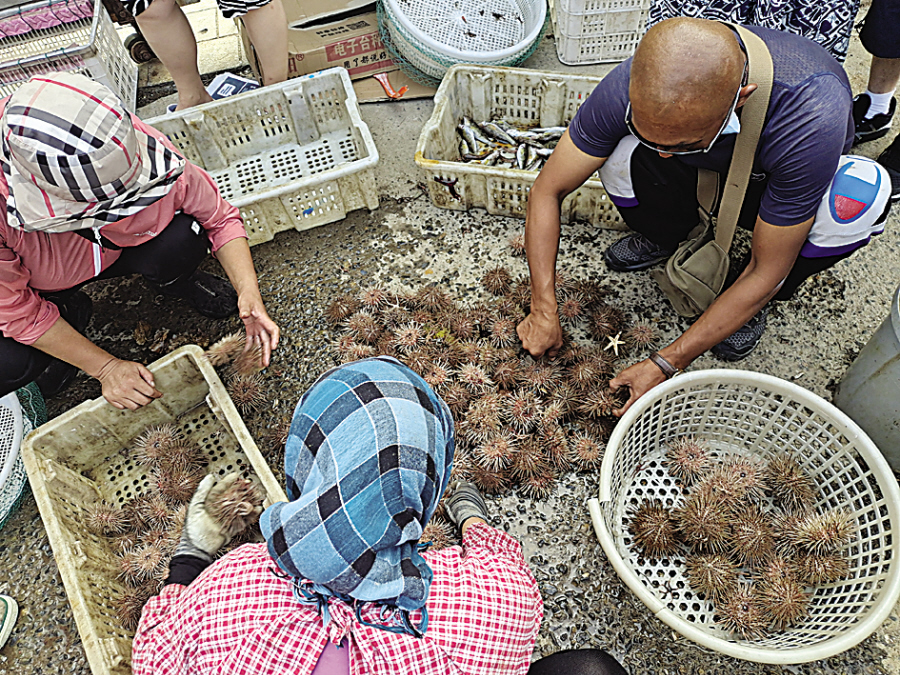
left=285, top=0, right=374, bottom=29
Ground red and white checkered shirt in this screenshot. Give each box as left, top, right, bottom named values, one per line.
left=131, top=523, right=543, bottom=675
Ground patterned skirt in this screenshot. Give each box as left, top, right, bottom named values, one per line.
left=648, top=0, right=861, bottom=63
left=126, top=0, right=273, bottom=20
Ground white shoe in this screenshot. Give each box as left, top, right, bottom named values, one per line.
left=0, top=595, right=17, bottom=649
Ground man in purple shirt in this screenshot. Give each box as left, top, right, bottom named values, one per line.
left=517, top=18, right=893, bottom=415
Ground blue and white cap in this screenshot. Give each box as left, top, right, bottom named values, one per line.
left=802, top=155, right=891, bottom=258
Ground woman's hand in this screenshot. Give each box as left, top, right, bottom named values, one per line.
left=239, top=292, right=280, bottom=367
left=609, top=359, right=667, bottom=417
left=95, top=358, right=162, bottom=410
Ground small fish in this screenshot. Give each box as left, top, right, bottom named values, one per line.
left=525, top=157, right=543, bottom=171
left=526, top=144, right=538, bottom=167
left=535, top=147, right=554, bottom=158
left=515, top=143, right=528, bottom=170
left=533, top=126, right=567, bottom=136
left=458, top=139, right=470, bottom=157
left=457, top=120, right=478, bottom=149
left=463, top=150, right=493, bottom=161
left=478, top=121, right=516, bottom=146
left=477, top=150, right=501, bottom=165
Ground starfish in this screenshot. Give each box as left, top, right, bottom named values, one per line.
left=604, top=332, right=626, bottom=356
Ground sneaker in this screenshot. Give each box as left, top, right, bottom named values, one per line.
left=711, top=306, right=769, bottom=361
left=0, top=595, right=17, bottom=650
left=604, top=233, right=676, bottom=272
left=35, top=291, right=93, bottom=398
left=154, top=270, right=237, bottom=320
left=877, top=135, right=900, bottom=202
left=852, top=94, right=896, bottom=145
left=443, top=480, right=489, bottom=534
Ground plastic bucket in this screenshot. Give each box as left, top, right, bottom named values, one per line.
left=833, top=282, right=900, bottom=470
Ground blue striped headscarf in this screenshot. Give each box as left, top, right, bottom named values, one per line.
left=261, top=357, right=455, bottom=621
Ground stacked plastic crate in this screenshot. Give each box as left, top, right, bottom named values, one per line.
left=0, top=0, right=137, bottom=109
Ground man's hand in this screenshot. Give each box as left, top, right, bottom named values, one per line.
left=609, top=359, right=667, bottom=417
left=95, top=358, right=162, bottom=410
left=238, top=292, right=280, bottom=368
left=518, top=310, right=564, bottom=359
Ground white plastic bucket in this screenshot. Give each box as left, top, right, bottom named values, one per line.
left=833, top=282, right=900, bottom=470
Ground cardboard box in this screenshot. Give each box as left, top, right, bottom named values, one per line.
left=351, top=70, right=436, bottom=103
left=239, top=0, right=436, bottom=102
left=241, top=1, right=393, bottom=83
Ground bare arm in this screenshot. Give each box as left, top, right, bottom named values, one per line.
left=518, top=131, right=607, bottom=358
left=32, top=318, right=161, bottom=410
left=610, top=215, right=814, bottom=414
left=214, top=238, right=280, bottom=366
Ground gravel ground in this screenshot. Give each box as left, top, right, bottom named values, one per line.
left=2, top=13, right=900, bottom=675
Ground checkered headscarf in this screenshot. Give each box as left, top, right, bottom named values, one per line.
left=0, top=72, right=184, bottom=233
left=260, top=357, right=455, bottom=619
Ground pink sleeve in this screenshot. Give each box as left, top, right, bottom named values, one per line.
left=174, top=162, right=248, bottom=254
left=133, top=117, right=247, bottom=253
left=0, top=232, right=60, bottom=344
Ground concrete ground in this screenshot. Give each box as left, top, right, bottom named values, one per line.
left=2, top=3, right=900, bottom=674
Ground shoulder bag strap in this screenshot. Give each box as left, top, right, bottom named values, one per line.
left=711, top=24, right=774, bottom=251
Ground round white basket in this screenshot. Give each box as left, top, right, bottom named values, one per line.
left=588, top=369, right=900, bottom=664
left=380, top=0, right=546, bottom=81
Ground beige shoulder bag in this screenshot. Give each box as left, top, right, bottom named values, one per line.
left=651, top=25, right=774, bottom=318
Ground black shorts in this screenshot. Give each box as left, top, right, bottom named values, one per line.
left=860, top=0, right=900, bottom=59
left=127, top=0, right=273, bottom=20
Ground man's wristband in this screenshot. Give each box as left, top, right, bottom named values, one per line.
left=648, top=352, right=682, bottom=379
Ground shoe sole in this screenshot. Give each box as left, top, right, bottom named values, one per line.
left=0, top=596, right=17, bottom=649
left=603, top=248, right=671, bottom=272
left=854, top=127, right=891, bottom=145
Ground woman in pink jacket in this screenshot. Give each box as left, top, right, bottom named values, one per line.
left=0, top=72, right=279, bottom=408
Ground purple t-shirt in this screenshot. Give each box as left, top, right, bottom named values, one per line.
left=569, top=25, right=854, bottom=227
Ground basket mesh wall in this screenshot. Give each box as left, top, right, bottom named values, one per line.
left=0, top=383, right=46, bottom=532
left=550, top=0, right=650, bottom=65
left=599, top=376, right=896, bottom=655
left=379, top=0, right=546, bottom=80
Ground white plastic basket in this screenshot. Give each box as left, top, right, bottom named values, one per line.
left=381, top=0, right=546, bottom=81
left=588, top=369, right=900, bottom=664
left=414, top=64, right=623, bottom=228
left=0, top=0, right=137, bottom=111
left=147, top=68, right=380, bottom=247
left=21, top=346, right=287, bottom=675
left=0, top=392, right=23, bottom=497
left=549, top=0, right=650, bottom=65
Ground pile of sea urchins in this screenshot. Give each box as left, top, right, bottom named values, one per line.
left=84, top=423, right=265, bottom=631
left=628, top=437, right=854, bottom=639
left=324, top=266, right=662, bottom=505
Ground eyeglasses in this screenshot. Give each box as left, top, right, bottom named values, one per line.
left=625, top=60, right=748, bottom=156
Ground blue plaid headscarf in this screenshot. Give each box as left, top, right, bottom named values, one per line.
left=261, top=357, right=455, bottom=623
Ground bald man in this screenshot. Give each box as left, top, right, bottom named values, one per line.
left=518, top=18, right=893, bottom=415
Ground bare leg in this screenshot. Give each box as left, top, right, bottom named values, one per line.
left=135, top=0, right=214, bottom=109
left=867, top=56, right=900, bottom=95
left=240, top=0, right=288, bottom=85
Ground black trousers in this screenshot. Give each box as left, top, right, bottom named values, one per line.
left=0, top=213, right=210, bottom=398
left=618, top=144, right=869, bottom=302
left=528, top=649, right=628, bottom=675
